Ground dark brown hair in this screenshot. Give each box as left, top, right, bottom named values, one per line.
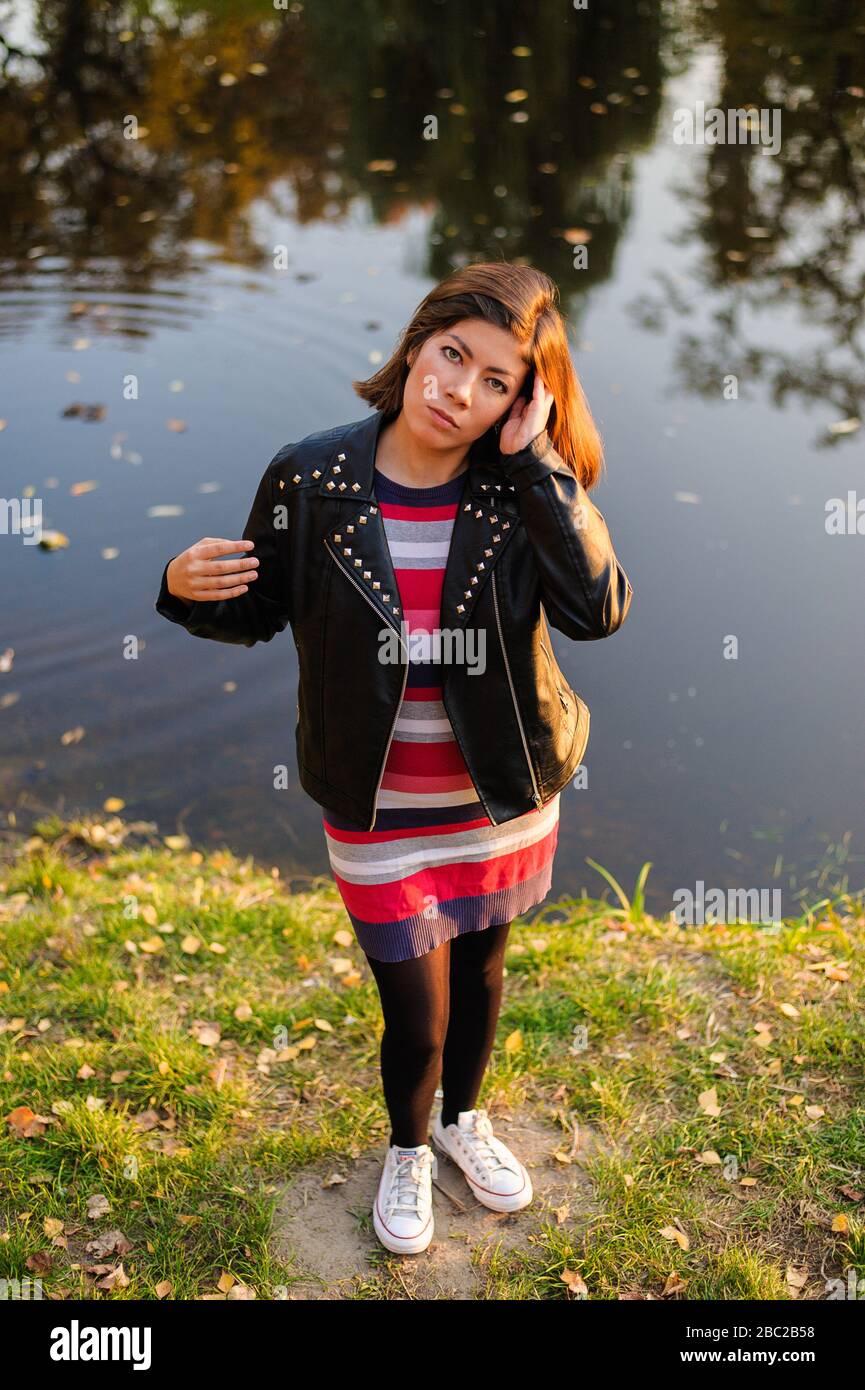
left=352, top=261, right=604, bottom=490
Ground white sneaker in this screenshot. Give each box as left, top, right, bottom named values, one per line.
left=373, top=1142, right=437, bottom=1254
left=432, top=1107, right=533, bottom=1212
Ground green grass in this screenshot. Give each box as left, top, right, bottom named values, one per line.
left=1, top=813, right=863, bottom=1300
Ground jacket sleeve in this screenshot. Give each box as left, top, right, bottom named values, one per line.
left=154, top=458, right=292, bottom=647
left=497, top=430, right=633, bottom=641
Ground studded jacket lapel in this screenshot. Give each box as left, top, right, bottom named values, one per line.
left=315, top=409, right=521, bottom=634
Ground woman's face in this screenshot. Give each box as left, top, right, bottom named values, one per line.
left=402, top=317, right=531, bottom=447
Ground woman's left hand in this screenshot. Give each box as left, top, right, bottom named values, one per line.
left=498, top=372, right=555, bottom=456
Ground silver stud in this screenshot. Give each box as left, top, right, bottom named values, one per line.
left=354, top=558, right=362, bottom=568
left=292, top=473, right=302, bottom=483
left=338, top=482, right=347, bottom=491
left=312, top=468, right=322, bottom=478
left=334, top=533, right=342, bottom=543
left=508, top=485, right=515, bottom=492
left=347, top=524, right=355, bottom=533
left=495, top=484, right=502, bottom=491
left=369, top=505, right=378, bottom=515
left=358, top=515, right=367, bottom=524
left=337, top=453, right=346, bottom=461
left=278, top=479, right=285, bottom=489
left=490, top=514, right=498, bottom=523
left=326, top=481, right=336, bottom=490
left=481, top=483, right=489, bottom=491
left=493, top=534, right=501, bottom=543
left=383, top=592, right=390, bottom=602
left=470, top=576, right=478, bottom=586
left=484, top=547, right=493, bottom=557
left=343, top=547, right=352, bottom=556
left=392, top=606, right=399, bottom=614
left=333, top=464, right=341, bottom=474
left=372, top=581, right=380, bottom=590
left=363, top=570, right=371, bottom=579
left=474, top=509, right=482, bottom=519
left=456, top=604, right=465, bottom=613
left=502, top=521, right=510, bottom=529
left=351, top=482, right=361, bottom=492
left=463, top=503, right=471, bottom=512
left=477, top=561, right=485, bottom=571
left=464, top=590, right=472, bottom=599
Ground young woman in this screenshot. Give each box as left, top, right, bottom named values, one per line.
left=156, top=261, right=633, bottom=1257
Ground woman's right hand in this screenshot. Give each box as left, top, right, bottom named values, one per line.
left=166, top=538, right=260, bottom=603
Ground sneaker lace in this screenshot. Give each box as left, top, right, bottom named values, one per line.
left=464, top=1108, right=516, bottom=1176
left=388, top=1154, right=430, bottom=1218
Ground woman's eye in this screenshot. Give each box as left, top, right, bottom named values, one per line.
left=489, top=378, right=507, bottom=393
left=442, top=344, right=460, bottom=362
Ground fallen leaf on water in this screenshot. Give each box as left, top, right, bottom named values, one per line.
left=166, top=419, right=188, bottom=432
left=39, top=530, right=70, bottom=550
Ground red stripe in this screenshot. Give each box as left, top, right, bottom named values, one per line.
left=330, top=821, right=559, bottom=918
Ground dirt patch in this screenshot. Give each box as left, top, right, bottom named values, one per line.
left=270, top=1104, right=609, bottom=1299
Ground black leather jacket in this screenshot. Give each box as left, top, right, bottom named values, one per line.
left=155, top=408, right=633, bottom=829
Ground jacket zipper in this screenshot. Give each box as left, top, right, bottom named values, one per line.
left=323, top=536, right=408, bottom=830
left=492, top=570, right=543, bottom=813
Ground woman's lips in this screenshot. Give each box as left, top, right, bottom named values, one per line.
left=428, top=404, right=457, bottom=429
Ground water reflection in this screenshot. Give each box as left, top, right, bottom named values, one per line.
left=1, top=0, right=863, bottom=917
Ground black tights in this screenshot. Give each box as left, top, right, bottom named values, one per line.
left=364, top=921, right=512, bottom=1148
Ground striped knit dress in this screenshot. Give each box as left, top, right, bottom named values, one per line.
left=322, top=466, right=560, bottom=963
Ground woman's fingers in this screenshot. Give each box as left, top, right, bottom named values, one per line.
left=186, top=538, right=260, bottom=600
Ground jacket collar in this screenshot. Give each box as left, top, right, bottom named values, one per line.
left=316, top=408, right=520, bottom=510
left=318, top=409, right=521, bottom=640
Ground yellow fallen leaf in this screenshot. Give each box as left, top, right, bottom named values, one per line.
left=139, top=936, right=165, bottom=953
left=163, top=835, right=189, bottom=851
left=777, top=1002, right=799, bottom=1018
left=805, top=1105, right=825, bottom=1119
left=314, top=1018, right=334, bottom=1032
left=217, top=1270, right=235, bottom=1293
left=333, top=930, right=354, bottom=948
left=181, top=936, right=201, bottom=954
left=831, top=1214, right=849, bottom=1233
left=504, top=1028, right=523, bottom=1053
left=696, top=1150, right=721, bottom=1165
left=698, top=1087, right=721, bottom=1117
left=659, top=1225, right=690, bottom=1251
left=103, top=797, right=125, bottom=812
left=561, top=1267, right=588, bottom=1296
left=739, top=1177, right=758, bottom=1187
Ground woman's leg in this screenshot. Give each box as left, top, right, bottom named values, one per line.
left=364, top=940, right=451, bottom=1148
left=439, top=921, right=512, bottom=1127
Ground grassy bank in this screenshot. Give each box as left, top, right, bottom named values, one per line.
left=1, top=814, right=863, bottom=1300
